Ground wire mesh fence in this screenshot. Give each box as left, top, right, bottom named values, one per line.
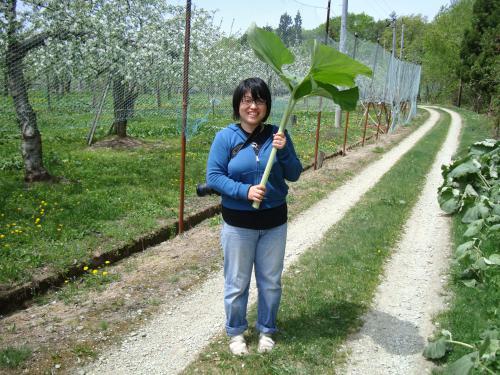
left=0, top=1, right=421, bottom=169
left=0, top=1, right=426, bottom=286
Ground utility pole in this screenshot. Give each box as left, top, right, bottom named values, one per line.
left=390, top=11, right=397, bottom=57
left=178, top=0, right=192, bottom=234
left=324, top=0, right=331, bottom=43
left=313, top=0, right=331, bottom=170
left=400, top=22, right=405, bottom=59
left=334, top=0, right=348, bottom=128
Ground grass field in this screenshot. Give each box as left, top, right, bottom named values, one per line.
left=0, top=91, right=384, bottom=286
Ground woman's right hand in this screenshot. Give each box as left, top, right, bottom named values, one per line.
left=248, top=184, right=266, bottom=203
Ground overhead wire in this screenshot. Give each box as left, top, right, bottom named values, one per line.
left=290, top=0, right=328, bottom=10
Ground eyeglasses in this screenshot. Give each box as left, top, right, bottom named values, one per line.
left=240, top=96, right=266, bottom=107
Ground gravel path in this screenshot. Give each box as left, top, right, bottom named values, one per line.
left=79, top=107, right=445, bottom=375
left=341, top=107, right=462, bottom=375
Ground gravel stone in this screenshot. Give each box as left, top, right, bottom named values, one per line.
left=339, top=107, right=461, bottom=374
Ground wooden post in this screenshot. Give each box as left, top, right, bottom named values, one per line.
left=376, top=102, right=383, bottom=140
left=178, top=0, right=191, bottom=234
left=87, top=78, right=111, bottom=146
left=361, top=102, right=371, bottom=146
left=384, top=104, right=391, bottom=133
left=312, top=0, right=331, bottom=170
left=313, top=110, right=322, bottom=169
left=342, top=111, right=350, bottom=156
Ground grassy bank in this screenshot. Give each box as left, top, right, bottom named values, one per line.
left=183, top=111, right=451, bottom=373
left=431, top=107, right=499, bottom=373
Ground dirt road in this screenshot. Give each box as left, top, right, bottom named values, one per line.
left=79, top=107, right=457, bottom=374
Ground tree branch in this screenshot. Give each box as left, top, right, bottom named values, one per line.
left=19, top=31, right=50, bottom=53
left=18, top=29, right=86, bottom=57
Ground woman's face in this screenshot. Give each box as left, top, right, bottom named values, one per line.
left=238, top=90, right=267, bottom=129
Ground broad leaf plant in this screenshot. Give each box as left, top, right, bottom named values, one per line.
left=437, top=139, right=500, bottom=286
left=246, top=24, right=372, bottom=208
left=425, top=139, right=499, bottom=374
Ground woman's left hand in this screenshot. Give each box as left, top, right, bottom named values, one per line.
left=273, top=132, right=286, bottom=150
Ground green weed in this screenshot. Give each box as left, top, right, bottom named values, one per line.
left=0, top=346, right=32, bottom=369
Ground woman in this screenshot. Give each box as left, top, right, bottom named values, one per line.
left=206, top=77, right=302, bottom=355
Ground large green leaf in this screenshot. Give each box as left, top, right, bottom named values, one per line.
left=293, top=76, right=359, bottom=111
left=464, top=219, right=484, bottom=237
left=484, top=254, right=500, bottom=265
left=462, top=278, right=478, bottom=288
left=469, top=139, right=498, bottom=156
left=309, top=41, right=372, bottom=87
left=316, top=84, right=359, bottom=111
left=493, top=204, right=500, bottom=216
left=438, top=186, right=461, bottom=214
left=423, top=336, right=448, bottom=359
left=446, top=352, right=478, bottom=375
left=246, top=24, right=295, bottom=91
left=456, top=240, right=476, bottom=258
left=462, top=201, right=490, bottom=223
left=448, top=159, right=481, bottom=179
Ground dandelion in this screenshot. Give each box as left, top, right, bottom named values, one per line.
left=105, top=261, right=110, bottom=265
left=83, top=266, right=89, bottom=271
left=92, top=269, right=98, bottom=275
left=35, top=218, right=41, bottom=224
left=102, top=271, right=108, bottom=276
left=64, top=280, right=69, bottom=283
left=0, top=234, right=4, bottom=239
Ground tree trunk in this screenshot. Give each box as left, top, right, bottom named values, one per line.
left=3, top=70, right=8, bottom=96
left=92, top=80, right=98, bottom=107
left=112, top=77, right=138, bottom=138
left=456, top=77, right=462, bottom=108
left=112, top=77, right=127, bottom=137
left=156, top=79, right=161, bottom=108
left=46, top=73, right=52, bottom=112
left=7, top=44, right=51, bottom=182
left=64, top=78, right=71, bottom=94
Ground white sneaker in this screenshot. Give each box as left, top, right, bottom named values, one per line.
left=257, top=333, right=275, bottom=353
left=229, top=334, right=249, bottom=356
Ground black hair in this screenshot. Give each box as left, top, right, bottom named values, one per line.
left=232, top=77, right=272, bottom=122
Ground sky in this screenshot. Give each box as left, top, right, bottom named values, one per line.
left=171, top=0, right=452, bottom=35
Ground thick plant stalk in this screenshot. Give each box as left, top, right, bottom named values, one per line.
left=252, top=99, right=296, bottom=209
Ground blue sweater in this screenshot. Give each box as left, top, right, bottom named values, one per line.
left=206, top=123, right=302, bottom=211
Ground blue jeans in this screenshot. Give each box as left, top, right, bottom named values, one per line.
left=221, top=222, right=287, bottom=336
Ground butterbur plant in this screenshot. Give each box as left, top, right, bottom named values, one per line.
left=429, top=139, right=499, bottom=374
left=246, top=24, right=372, bottom=208
left=437, top=138, right=499, bottom=286
left=423, top=327, right=499, bottom=374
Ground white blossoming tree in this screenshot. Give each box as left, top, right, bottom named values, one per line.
left=1, top=0, right=94, bottom=181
